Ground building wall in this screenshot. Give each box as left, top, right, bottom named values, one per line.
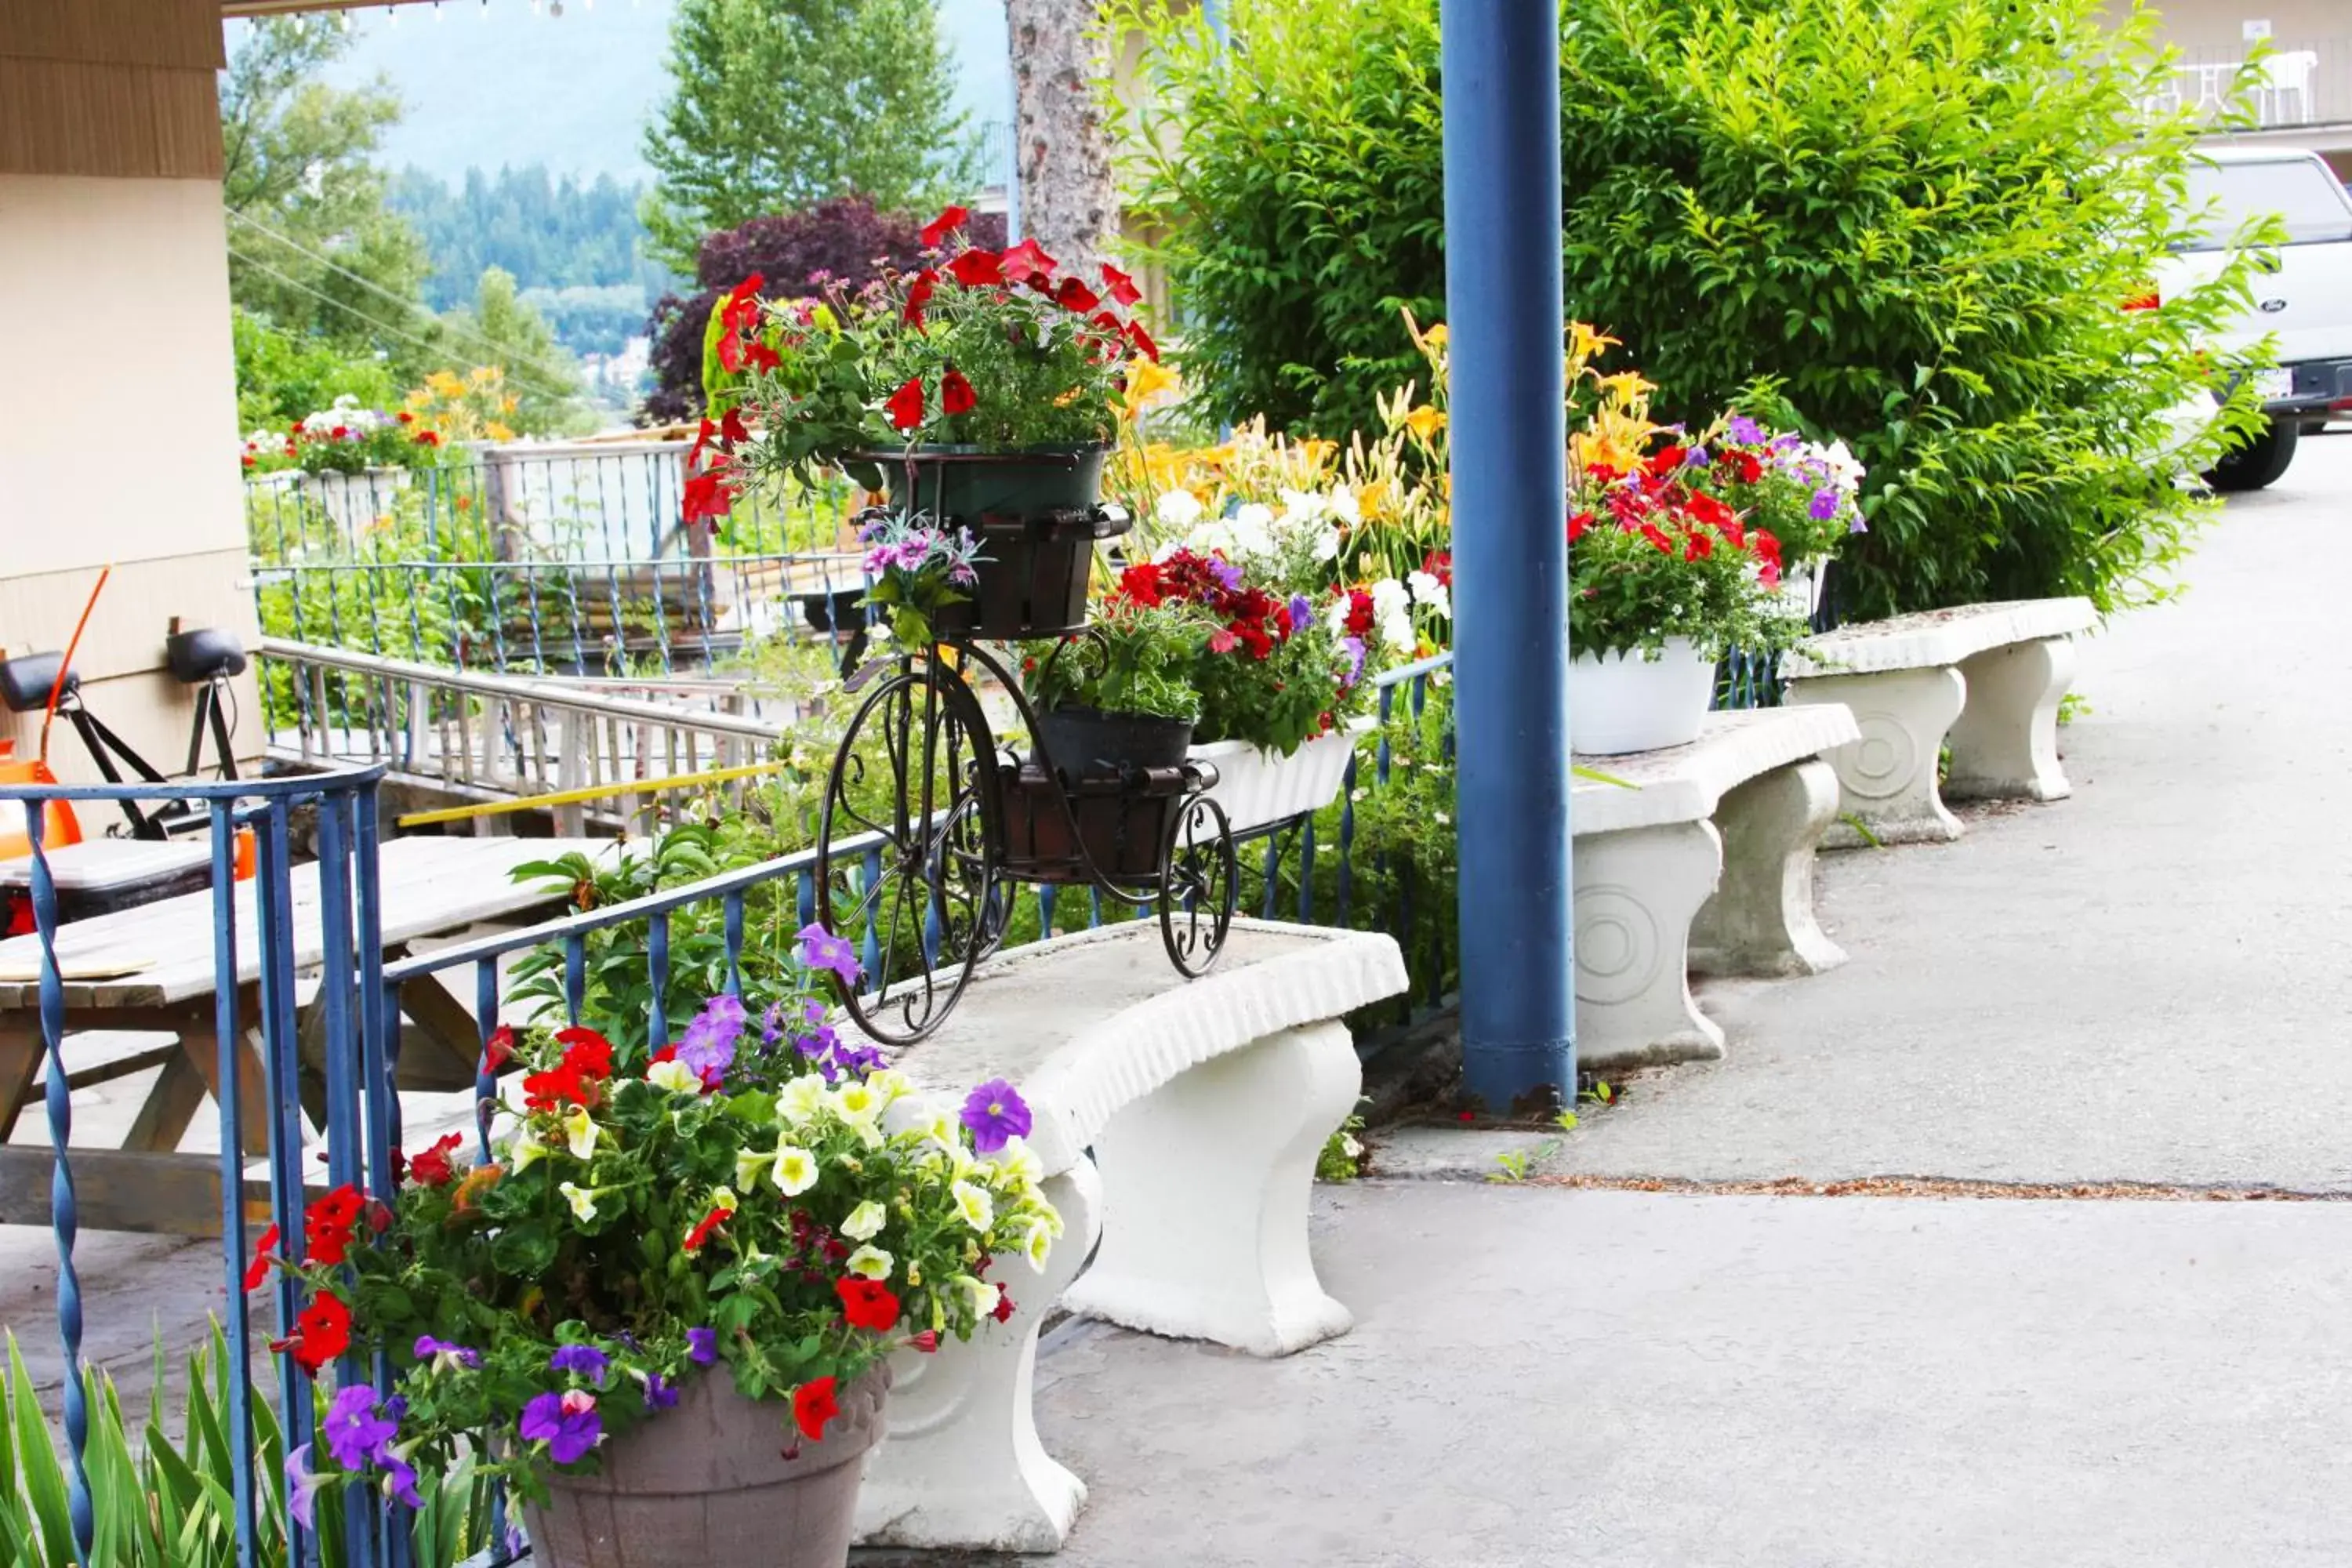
left=0, top=2, right=263, bottom=785
left=2133, top=0, right=2346, bottom=55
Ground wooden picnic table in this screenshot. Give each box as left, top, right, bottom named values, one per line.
left=0, top=835, right=615, bottom=1235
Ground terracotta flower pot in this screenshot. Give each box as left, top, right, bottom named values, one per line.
left=521, top=1367, right=889, bottom=1568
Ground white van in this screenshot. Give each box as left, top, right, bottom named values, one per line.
left=2154, top=144, right=2352, bottom=490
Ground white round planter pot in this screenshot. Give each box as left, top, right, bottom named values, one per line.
left=1778, top=561, right=1826, bottom=622
left=1568, top=637, right=1715, bottom=756
left=1188, top=715, right=1377, bottom=833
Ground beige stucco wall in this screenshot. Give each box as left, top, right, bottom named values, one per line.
left=2133, top=0, right=2347, bottom=54
left=0, top=175, right=263, bottom=782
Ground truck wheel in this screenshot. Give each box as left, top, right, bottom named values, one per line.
left=2208, top=416, right=2299, bottom=492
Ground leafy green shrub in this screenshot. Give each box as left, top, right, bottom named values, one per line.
left=1113, top=0, right=2270, bottom=617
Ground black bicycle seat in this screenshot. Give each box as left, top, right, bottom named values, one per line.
left=0, top=652, right=71, bottom=714
left=165, top=628, right=247, bottom=684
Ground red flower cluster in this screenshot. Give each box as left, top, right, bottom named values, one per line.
left=1574, top=467, right=1783, bottom=589
left=836, top=1276, right=901, bottom=1333
left=1112, top=550, right=1295, bottom=662
left=304, top=1184, right=366, bottom=1267
left=523, top=1026, right=616, bottom=1112
left=406, top=1131, right=466, bottom=1189
left=713, top=274, right=779, bottom=376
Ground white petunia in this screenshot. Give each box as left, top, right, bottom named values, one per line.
left=775, top=1076, right=826, bottom=1124
left=959, top=1274, right=999, bottom=1318
left=1329, top=487, right=1362, bottom=525
left=1022, top=1218, right=1054, bottom=1272
left=557, top=1182, right=597, bottom=1222
left=1406, top=571, right=1452, bottom=621
left=562, top=1107, right=599, bottom=1162
left=509, top=1136, right=548, bottom=1174
left=735, top=1148, right=774, bottom=1190
left=864, top=1069, right=912, bottom=1108
left=844, top=1243, right=894, bottom=1280
left=951, top=1179, right=996, bottom=1232
left=840, top=1200, right=887, bottom=1241
left=771, top=1144, right=818, bottom=1196
left=1278, top=488, right=1330, bottom=524
left=646, top=1059, right=701, bottom=1094
left=831, top=1082, right=881, bottom=1123
left=1155, top=488, right=1205, bottom=530
left=987, top=1135, right=1045, bottom=1188
left=1229, top=503, right=1276, bottom=558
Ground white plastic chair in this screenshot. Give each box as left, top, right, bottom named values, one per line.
left=2260, top=51, right=2318, bottom=126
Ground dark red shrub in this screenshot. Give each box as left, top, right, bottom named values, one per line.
left=641, top=195, right=1007, bottom=424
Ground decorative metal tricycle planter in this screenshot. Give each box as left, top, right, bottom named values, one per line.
left=815, top=447, right=1239, bottom=1046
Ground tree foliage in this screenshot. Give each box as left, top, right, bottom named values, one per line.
left=434, top=268, right=593, bottom=436
left=641, top=0, right=982, bottom=273
left=641, top=196, right=1004, bottom=424
left=220, top=18, right=433, bottom=368
left=1113, top=0, right=2270, bottom=615
left=390, top=165, right=675, bottom=311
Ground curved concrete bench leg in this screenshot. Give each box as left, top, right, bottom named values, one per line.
left=1690, top=758, right=1845, bottom=979
left=1062, top=1020, right=1359, bottom=1357
left=1791, top=666, right=1967, bottom=846
left=1572, top=818, right=1724, bottom=1072
left=855, top=1157, right=1104, bottom=1554
left=1946, top=635, right=2075, bottom=803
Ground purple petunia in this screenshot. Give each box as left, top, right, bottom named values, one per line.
left=1340, top=636, right=1368, bottom=686
left=1287, top=594, right=1314, bottom=636
left=1725, top=414, right=1765, bottom=445
left=322, top=1385, right=399, bottom=1472
left=550, top=1344, right=610, bottom=1385
left=960, top=1077, right=1033, bottom=1156
left=1848, top=511, right=1869, bottom=536
left=687, top=1327, right=718, bottom=1366
left=1808, top=488, right=1841, bottom=522
left=414, top=1334, right=480, bottom=1371
left=676, top=995, right=745, bottom=1087
left=379, top=1452, right=423, bottom=1508
left=1207, top=557, right=1245, bottom=592
left=760, top=1001, right=786, bottom=1046
left=285, top=1444, right=327, bottom=1530
left=797, top=923, right=864, bottom=986
left=644, top=1372, right=680, bottom=1411
left=519, top=1390, right=603, bottom=1465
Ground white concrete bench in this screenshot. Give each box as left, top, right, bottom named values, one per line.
left=1782, top=597, right=2097, bottom=845
left=1571, top=704, right=1860, bottom=1072
left=855, top=919, right=1407, bottom=1554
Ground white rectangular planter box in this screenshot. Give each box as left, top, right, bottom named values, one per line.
left=1187, top=716, right=1377, bottom=834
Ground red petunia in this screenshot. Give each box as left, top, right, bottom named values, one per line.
left=243, top=1223, right=279, bottom=1293
left=903, top=267, right=938, bottom=327
left=482, top=1024, right=516, bottom=1073
left=522, top=1060, right=593, bottom=1113
left=940, top=368, right=976, bottom=416
left=1729, top=450, right=1763, bottom=484
left=1054, top=276, right=1100, bottom=314
left=1567, top=511, right=1593, bottom=543
left=1750, top=528, right=1782, bottom=564
left=396, top=410, right=415, bottom=424
left=1684, top=532, right=1713, bottom=562
left=1646, top=445, right=1688, bottom=477
left=1115, top=561, right=1164, bottom=608
left=556, top=1027, right=615, bottom=1080
left=413, top=430, right=441, bottom=448
left=990, top=1286, right=1015, bottom=1324
left=682, top=1205, right=734, bottom=1254
left=1124, top=320, right=1160, bottom=363
left=1686, top=492, right=1737, bottom=532
left=273, top=1290, right=352, bottom=1374
left=304, top=1185, right=366, bottom=1266
left=793, top=1375, right=840, bottom=1443
left=884, top=376, right=925, bottom=431
left=719, top=408, right=751, bottom=445
left=1422, top=549, right=1453, bottom=587
left=948, top=249, right=1005, bottom=287
left=920, top=205, right=971, bottom=248
left=836, top=1277, right=901, bottom=1333
left=1639, top=522, right=1674, bottom=554
left=999, top=239, right=1057, bottom=289
left=1100, top=262, right=1142, bottom=307
left=408, top=1131, right=465, bottom=1189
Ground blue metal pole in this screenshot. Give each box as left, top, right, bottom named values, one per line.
left=27, top=807, right=93, bottom=1566
left=1441, top=0, right=1574, bottom=1107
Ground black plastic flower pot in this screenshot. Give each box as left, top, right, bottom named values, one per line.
left=857, top=445, right=1131, bottom=639
left=1033, top=705, right=1195, bottom=785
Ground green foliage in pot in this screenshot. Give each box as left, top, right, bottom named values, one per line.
left=256, top=964, right=1063, bottom=1512
left=1109, top=0, right=2270, bottom=618
left=1022, top=599, right=1211, bottom=724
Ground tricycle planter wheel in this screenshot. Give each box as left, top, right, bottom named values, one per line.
left=521, top=1366, right=889, bottom=1568
left=1159, top=793, right=1237, bottom=977
left=814, top=659, right=1005, bottom=1047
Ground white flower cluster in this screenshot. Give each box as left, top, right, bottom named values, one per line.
left=1153, top=487, right=1352, bottom=567
left=297, top=394, right=391, bottom=440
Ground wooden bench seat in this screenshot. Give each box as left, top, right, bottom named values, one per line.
left=853, top=919, right=1407, bottom=1554
left=1783, top=597, right=2096, bottom=845
left=1570, top=705, right=1860, bottom=1072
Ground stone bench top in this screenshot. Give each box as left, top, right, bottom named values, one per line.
left=1783, top=597, right=2097, bottom=678
left=1572, top=706, right=1861, bottom=837
left=889, top=919, right=1406, bottom=1172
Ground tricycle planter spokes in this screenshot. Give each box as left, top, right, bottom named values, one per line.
left=522, top=1367, right=890, bottom=1568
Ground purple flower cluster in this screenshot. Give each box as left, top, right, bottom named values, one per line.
left=787, top=1011, right=884, bottom=1082
left=414, top=1334, right=480, bottom=1370
left=960, top=1077, right=1033, bottom=1155
left=520, top=1389, right=603, bottom=1465
left=797, top=922, right=863, bottom=986
left=1725, top=414, right=1766, bottom=444
left=550, top=1343, right=611, bottom=1385
left=1808, top=488, right=1842, bottom=522
left=675, top=994, right=745, bottom=1088
left=310, top=1385, right=421, bottom=1517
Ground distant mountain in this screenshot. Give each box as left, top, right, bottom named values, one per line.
left=274, top=0, right=1011, bottom=186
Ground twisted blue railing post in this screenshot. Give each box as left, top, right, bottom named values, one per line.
left=27, top=808, right=93, bottom=1566
left=212, top=803, right=261, bottom=1568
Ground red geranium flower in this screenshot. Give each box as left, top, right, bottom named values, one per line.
left=1684, top=531, right=1713, bottom=562
left=413, top=430, right=441, bottom=448
left=407, top=1131, right=465, bottom=1189
left=1054, top=276, right=1100, bottom=314
left=522, top=1060, right=592, bottom=1112
left=272, top=1290, right=352, bottom=1374
left=948, top=249, right=1005, bottom=287
left=682, top=1204, right=734, bottom=1254
left=941, top=367, right=976, bottom=416
left=1646, top=445, right=1688, bottom=477
left=1342, top=590, right=1376, bottom=640
left=1639, top=522, right=1674, bottom=554
left=243, top=1223, right=279, bottom=1293
left=1729, top=450, right=1762, bottom=484
left=1000, top=239, right=1056, bottom=289
left=1100, top=262, right=1142, bottom=307
left=742, top=339, right=781, bottom=372
left=885, top=376, right=925, bottom=431
left=1750, top=528, right=1782, bottom=564
left=556, top=1028, right=615, bottom=1080
left=1116, top=561, right=1164, bottom=607
left=836, top=1277, right=901, bottom=1333
left=920, top=205, right=971, bottom=247
left=793, top=1375, right=840, bottom=1442
left=1568, top=511, right=1592, bottom=542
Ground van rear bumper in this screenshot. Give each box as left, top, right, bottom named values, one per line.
left=2270, top=358, right=2352, bottom=413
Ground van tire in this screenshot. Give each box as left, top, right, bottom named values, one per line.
left=2209, top=416, right=2299, bottom=492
